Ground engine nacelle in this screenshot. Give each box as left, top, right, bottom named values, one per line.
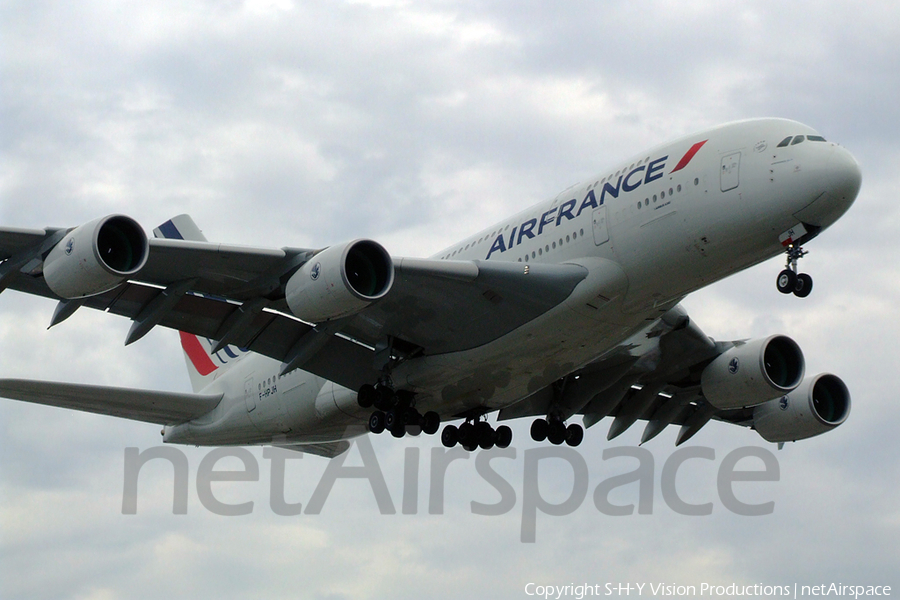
left=701, top=335, right=805, bottom=410
left=43, top=215, right=149, bottom=299
left=285, top=239, right=394, bottom=323
left=753, top=373, right=850, bottom=443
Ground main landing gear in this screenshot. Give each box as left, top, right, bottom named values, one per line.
left=441, top=419, right=513, bottom=452
left=530, top=416, right=584, bottom=447
left=358, top=383, right=440, bottom=439
left=776, top=244, right=813, bottom=298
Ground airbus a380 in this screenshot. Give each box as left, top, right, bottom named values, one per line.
left=0, top=118, right=862, bottom=457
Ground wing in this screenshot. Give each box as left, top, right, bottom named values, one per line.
left=0, top=379, right=223, bottom=425
left=497, top=305, right=753, bottom=445
left=1, top=216, right=588, bottom=392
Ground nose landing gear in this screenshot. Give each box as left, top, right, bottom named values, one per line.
left=777, top=244, right=813, bottom=298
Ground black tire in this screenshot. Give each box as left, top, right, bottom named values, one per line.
left=777, top=269, right=797, bottom=294
left=547, top=419, right=566, bottom=445
left=565, top=423, right=584, bottom=447
left=477, top=422, right=495, bottom=450
left=794, top=273, right=813, bottom=298
left=462, top=441, right=478, bottom=452
left=402, top=407, right=418, bottom=426
left=495, top=425, right=513, bottom=449
left=390, top=423, right=406, bottom=438
left=384, top=409, right=398, bottom=429
left=368, top=410, right=385, bottom=434
left=357, top=384, right=377, bottom=408
left=441, top=425, right=459, bottom=448
left=421, top=411, right=440, bottom=435
left=374, top=386, right=396, bottom=411
left=530, top=418, right=548, bottom=442
left=457, top=422, right=476, bottom=446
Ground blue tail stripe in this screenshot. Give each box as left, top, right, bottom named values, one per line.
left=157, top=220, right=183, bottom=240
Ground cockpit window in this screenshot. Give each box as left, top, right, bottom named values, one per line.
left=778, top=134, right=827, bottom=148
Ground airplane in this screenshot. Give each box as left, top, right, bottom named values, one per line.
left=0, top=118, right=862, bottom=458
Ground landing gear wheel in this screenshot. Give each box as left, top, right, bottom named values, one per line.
left=457, top=422, right=476, bottom=447
left=777, top=269, right=797, bottom=294
left=421, top=411, right=440, bottom=435
left=565, top=423, right=584, bottom=447
left=794, top=273, right=813, bottom=298
left=384, top=408, right=399, bottom=430
left=530, top=418, right=549, bottom=442
left=547, top=419, right=566, bottom=445
left=476, top=422, right=495, bottom=450
left=441, top=424, right=459, bottom=448
left=495, top=425, right=513, bottom=449
left=373, top=386, right=397, bottom=411
left=390, top=423, right=406, bottom=438
left=357, top=384, right=377, bottom=408
left=368, top=410, right=385, bottom=434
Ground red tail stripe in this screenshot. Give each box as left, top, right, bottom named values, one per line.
left=670, top=140, right=708, bottom=173
left=179, top=331, right=218, bottom=376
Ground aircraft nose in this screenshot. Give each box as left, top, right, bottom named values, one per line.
left=793, top=144, right=862, bottom=227
left=826, top=145, right=862, bottom=208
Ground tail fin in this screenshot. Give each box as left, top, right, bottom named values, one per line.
left=178, top=332, right=249, bottom=392
left=153, top=214, right=208, bottom=242
left=155, top=215, right=245, bottom=392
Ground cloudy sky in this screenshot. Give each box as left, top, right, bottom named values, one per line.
left=2, top=1, right=899, bottom=598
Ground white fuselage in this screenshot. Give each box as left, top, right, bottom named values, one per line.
left=165, top=118, right=861, bottom=446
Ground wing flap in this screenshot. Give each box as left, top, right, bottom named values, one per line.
left=0, top=379, right=223, bottom=425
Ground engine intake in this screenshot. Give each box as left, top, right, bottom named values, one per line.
left=701, top=335, right=805, bottom=410
left=285, top=239, right=394, bottom=323
left=43, top=215, right=149, bottom=299
left=753, top=373, right=850, bottom=443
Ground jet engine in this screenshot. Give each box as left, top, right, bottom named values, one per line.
left=701, top=335, right=805, bottom=410
left=42, top=215, right=149, bottom=299
left=753, top=373, right=850, bottom=442
left=285, top=239, right=394, bottom=323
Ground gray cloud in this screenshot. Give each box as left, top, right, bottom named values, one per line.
left=2, top=1, right=899, bottom=598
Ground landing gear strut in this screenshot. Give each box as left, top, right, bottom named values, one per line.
left=777, top=244, right=813, bottom=298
